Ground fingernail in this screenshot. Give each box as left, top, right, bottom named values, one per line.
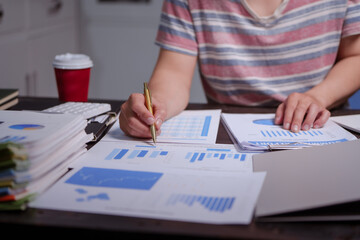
left=292, top=125, right=299, bottom=132
left=284, top=123, right=290, bottom=129
left=275, top=116, right=280, bottom=124
left=303, top=124, right=309, bottom=131
left=155, top=118, right=163, bottom=127
left=146, top=117, right=155, bottom=125
left=313, top=124, right=319, bottom=129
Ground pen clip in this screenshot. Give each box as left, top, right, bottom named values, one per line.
left=144, top=82, right=153, bottom=114
left=148, top=87, right=152, bottom=106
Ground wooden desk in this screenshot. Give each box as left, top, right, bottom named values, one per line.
left=2, top=97, right=360, bottom=239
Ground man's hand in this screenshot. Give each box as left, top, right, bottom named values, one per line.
left=119, top=93, right=166, bottom=138
left=274, top=92, right=330, bottom=132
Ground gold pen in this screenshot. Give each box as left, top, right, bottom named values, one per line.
left=144, top=82, right=156, bottom=144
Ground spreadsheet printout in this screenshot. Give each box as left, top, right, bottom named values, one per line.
left=31, top=162, right=265, bottom=225
left=221, top=113, right=357, bottom=151
left=103, top=110, right=221, bottom=144
left=71, top=141, right=256, bottom=172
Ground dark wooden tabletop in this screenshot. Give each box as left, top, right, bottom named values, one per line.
left=2, top=97, right=360, bottom=240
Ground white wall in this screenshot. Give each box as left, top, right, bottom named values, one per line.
left=79, top=0, right=206, bottom=103
left=0, top=0, right=79, bottom=97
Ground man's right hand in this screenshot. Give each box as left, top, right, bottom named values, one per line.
left=119, top=93, right=166, bottom=139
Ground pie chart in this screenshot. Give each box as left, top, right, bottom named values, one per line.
left=9, top=124, right=44, bottom=130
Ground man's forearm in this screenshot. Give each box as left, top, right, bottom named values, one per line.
left=306, top=55, right=360, bottom=109
left=149, top=69, right=192, bottom=120
left=148, top=49, right=197, bottom=120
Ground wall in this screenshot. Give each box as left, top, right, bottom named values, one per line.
left=79, top=0, right=206, bottom=103
left=0, top=0, right=80, bottom=97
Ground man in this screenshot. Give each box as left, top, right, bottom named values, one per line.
left=120, top=0, right=360, bottom=139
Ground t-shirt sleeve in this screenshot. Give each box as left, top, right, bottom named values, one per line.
left=342, top=0, right=360, bottom=37
left=155, top=0, right=198, bottom=56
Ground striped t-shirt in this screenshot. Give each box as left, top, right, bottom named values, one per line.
left=155, top=0, right=360, bottom=106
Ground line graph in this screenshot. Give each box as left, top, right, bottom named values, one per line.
left=65, top=167, right=163, bottom=190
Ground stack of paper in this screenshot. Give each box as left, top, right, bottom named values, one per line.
left=221, top=113, right=358, bottom=151
left=0, top=110, right=92, bottom=210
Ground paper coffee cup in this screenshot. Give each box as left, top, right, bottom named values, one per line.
left=53, top=53, right=93, bottom=102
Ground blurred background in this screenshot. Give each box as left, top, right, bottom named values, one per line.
left=0, top=0, right=359, bottom=107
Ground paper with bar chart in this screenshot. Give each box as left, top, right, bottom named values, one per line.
left=222, top=113, right=357, bottom=151
left=70, top=141, right=255, bottom=173
left=31, top=163, right=266, bottom=224
left=102, top=110, right=221, bottom=144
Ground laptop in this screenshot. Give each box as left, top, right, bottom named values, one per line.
left=253, top=139, right=360, bottom=222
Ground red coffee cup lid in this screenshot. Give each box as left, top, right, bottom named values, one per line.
left=53, top=53, right=93, bottom=69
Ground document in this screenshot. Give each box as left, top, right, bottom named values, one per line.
left=32, top=140, right=266, bottom=224
left=102, top=110, right=221, bottom=144
left=71, top=141, right=256, bottom=173
left=331, top=114, right=360, bottom=134
left=28, top=110, right=270, bottom=224
left=31, top=162, right=266, bottom=224
left=221, top=113, right=357, bottom=151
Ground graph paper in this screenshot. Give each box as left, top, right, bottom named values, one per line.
left=103, top=110, right=221, bottom=144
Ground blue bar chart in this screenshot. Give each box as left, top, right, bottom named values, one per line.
left=185, top=148, right=247, bottom=163
left=249, top=138, right=348, bottom=146
left=251, top=126, right=348, bottom=146
left=84, top=141, right=252, bottom=173
left=259, top=129, right=324, bottom=138
left=166, top=194, right=236, bottom=213
left=105, top=147, right=169, bottom=160
left=0, top=135, right=26, bottom=143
